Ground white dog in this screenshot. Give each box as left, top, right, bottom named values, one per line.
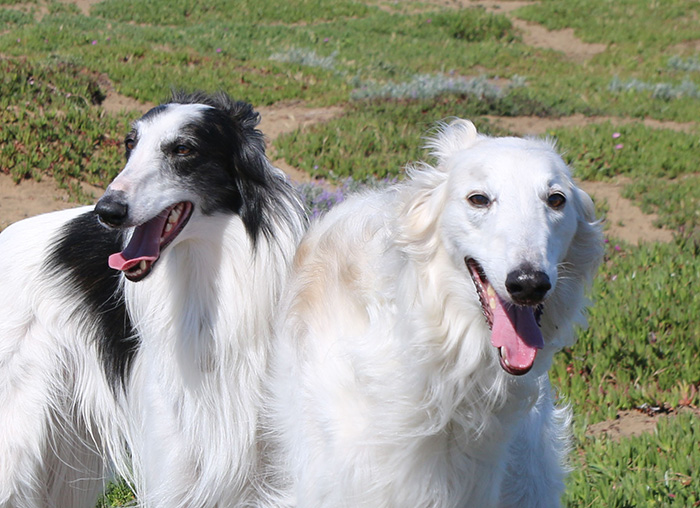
left=0, top=91, right=306, bottom=508
left=268, top=119, right=603, bottom=507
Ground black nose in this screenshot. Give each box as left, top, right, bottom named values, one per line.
left=95, top=191, right=129, bottom=227
left=505, top=267, right=551, bottom=305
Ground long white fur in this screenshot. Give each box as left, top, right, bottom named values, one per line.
left=268, top=119, right=603, bottom=508
left=122, top=209, right=301, bottom=508
left=0, top=100, right=305, bottom=508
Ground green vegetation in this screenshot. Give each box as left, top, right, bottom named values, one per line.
left=567, top=411, right=700, bottom=507
left=0, top=0, right=697, bottom=506
left=0, top=58, right=130, bottom=198
left=516, top=0, right=700, bottom=48
left=554, top=238, right=700, bottom=422
left=275, top=91, right=577, bottom=180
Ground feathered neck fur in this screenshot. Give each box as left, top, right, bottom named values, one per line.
left=123, top=207, right=302, bottom=507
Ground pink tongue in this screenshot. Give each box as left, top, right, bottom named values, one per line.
left=108, top=212, right=169, bottom=272
left=490, top=294, right=544, bottom=372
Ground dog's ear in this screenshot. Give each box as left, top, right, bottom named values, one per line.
left=425, top=118, right=479, bottom=167
left=397, top=163, right=449, bottom=258
left=546, top=182, right=604, bottom=348
left=568, top=185, right=604, bottom=289
left=225, top=102, right=284, bottom=245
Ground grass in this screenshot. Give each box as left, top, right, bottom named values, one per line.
left=553, top=238, right=700, bottom=422
left=566, top=411, right=700, bottom=507
left=515, top=0, right=700, bottom=49
left=0, top=0, right=697, bottom=506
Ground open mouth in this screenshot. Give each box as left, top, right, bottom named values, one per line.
left=108, top=202, right=193, bottom=282
left=466, top=258, right=544, bottom=376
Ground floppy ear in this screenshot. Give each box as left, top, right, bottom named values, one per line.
left=397, top=162, right=449, bottom=260
left=545, top=183, right=604, bottom=348
left=568, top=185, right=604, bottom=289
left=424, top=118, right=479, bottom=167
left=207, top=94, right=294, bottom=246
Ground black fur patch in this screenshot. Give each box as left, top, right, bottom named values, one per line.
left=45, top=211, right=138, bottom=390
left=164, top=90, right=302, bottom=246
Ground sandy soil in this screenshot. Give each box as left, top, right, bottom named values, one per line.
left=587, top=407, right=700, bottom=442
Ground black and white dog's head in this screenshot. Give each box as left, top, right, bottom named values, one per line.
left=95, top=91, right=295, bottom=282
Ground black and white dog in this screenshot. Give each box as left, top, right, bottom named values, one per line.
left=0, top=91, right=306, bottom=508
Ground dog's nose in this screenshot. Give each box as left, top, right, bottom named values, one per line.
left=505, top=267, right=551, bottom=305
left=95, top=192, right=129, bottom=227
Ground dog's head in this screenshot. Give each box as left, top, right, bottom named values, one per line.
left=95, top=91, right=279, bottom=282
left=409, top=119, right=603, bottom=375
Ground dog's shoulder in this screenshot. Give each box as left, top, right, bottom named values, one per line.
left=43, top=208, right=137, bottom=388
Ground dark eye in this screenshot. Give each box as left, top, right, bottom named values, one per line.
left=467, top=193, right=491, bottom=208
left=547, top=192, right=566, bottom=210
left=125, top=138, right=135, bottom=151
left=174, top=144, right=192, bottom=156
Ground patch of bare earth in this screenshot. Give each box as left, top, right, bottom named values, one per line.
left=56, top=0, right=100, bottom=16
left=97, top=77, right=154, bottom=116
left=578, top=179, right=674, bottom=244
left=587, top=407, right=700, bottom=442
left=425, top=0, right=607, bottom=62
left=257, top=101, right=344, bottom=184
left=0, top=177, right=103, bottom=230
left=510, top=20, right=606, bottom=63
left=484, top=114, right=697, bottom=135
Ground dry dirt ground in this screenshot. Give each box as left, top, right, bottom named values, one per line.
left=1, top=0, right=694, bottom=437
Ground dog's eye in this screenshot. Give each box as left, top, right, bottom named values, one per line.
left=547, top=192, right=566, bottom=210
left=467, top=193, right=491, bottom=208
left=175, top=145, right=192, bottom=156
left=125, top=138, right=136, bottom=151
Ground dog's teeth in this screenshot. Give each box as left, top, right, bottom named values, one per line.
left=489, top=297, right=497, bottom=310
left=500, top=349, right=510, bottom=367
left=164, top=222, right=173, bottom=233
left=140, top=260, right=147, bottom=271
left=486, top=286, right=495, bottom=297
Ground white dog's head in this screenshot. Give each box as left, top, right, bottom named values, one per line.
left=404, top=119, right=603, bottom=376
